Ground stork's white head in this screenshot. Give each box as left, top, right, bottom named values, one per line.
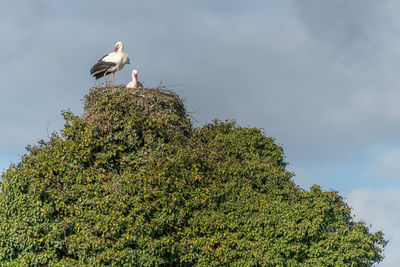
left=114, top=41, right=123, bottom=52
left=132, top=69, right=138, bottom=80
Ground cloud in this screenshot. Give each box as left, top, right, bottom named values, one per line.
left=0, top=0, right=48, bottom=64
left=347, top=188, right=400, bottom=266
left=291, top=0, right=388, bottom=53
left=368, top=148, right=400, bottom=180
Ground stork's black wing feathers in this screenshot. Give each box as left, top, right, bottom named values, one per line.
left=90, top=61, right=116, bottom=78
left=92, top=70, right=110, bottom=79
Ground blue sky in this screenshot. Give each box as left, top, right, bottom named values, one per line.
left=1, top=0, right=400, bottom=265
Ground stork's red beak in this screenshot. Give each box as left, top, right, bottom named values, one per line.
left=114, top=46, right=118, bottom=52
left=134, top=74, right=138, bottom=80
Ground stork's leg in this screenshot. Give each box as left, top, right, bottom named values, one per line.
left=104, top=71, right=108, bottom=88
left=112, top=73, right=115, bottom=88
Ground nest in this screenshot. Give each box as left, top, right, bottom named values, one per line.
left=83, top=86, right=191, bottom=135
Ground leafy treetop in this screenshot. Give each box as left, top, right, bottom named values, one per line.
left=0, top=87, right=386, bottom=266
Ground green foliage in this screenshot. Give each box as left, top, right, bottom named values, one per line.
left=0, top=87, right=386, bottom=266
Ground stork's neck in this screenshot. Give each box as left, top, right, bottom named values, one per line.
left=131, top=73, right=137, bottom=86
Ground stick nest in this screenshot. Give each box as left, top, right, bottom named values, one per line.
left=83, top=86, right=191, bottom=136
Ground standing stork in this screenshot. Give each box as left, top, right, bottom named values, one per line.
left=90, top=41, right=130, bottom=88
left=126, top=69, right=143, bottom=89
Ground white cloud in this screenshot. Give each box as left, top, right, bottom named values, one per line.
left=369, top=148, right=400, bottom=180
left=347, top=188, right=400, bottom=266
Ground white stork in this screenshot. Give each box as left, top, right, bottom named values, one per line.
left=126, top=69, right=143, bottom=89
left=90, top=41, right=130, bottom=88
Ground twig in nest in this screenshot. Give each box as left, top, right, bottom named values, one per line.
left=156, top=80, right=163, bottom=89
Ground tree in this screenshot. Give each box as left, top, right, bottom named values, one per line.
left=0, top=87, right=386, bottom=266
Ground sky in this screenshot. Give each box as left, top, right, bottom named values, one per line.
left=1, top=0, right=400, bottom=265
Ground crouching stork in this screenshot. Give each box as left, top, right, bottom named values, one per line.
left=90, top=41, right=130, bottom=88
left=126, top=69, right=143, bottom=89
